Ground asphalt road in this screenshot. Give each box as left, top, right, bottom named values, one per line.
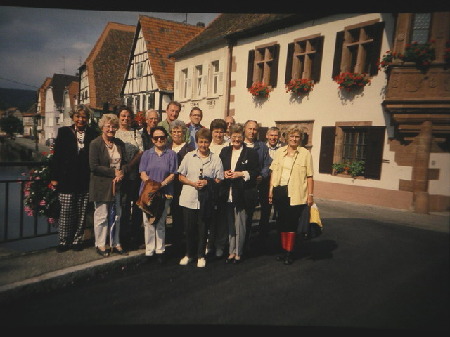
left=1, top=199, right=449, bottom=332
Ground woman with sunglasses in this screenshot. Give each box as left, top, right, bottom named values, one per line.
left=139, top=126, right=178, bottom=264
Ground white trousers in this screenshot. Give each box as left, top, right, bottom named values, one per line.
left=93, top=193, right=122, bottom=248
left=143, top=198, right=172, bottom=256
left=225, top=203, right=246, bottom=257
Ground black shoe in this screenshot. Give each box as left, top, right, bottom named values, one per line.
left=233, top=257, right=242, bottom=264
left=72, top=243, right=84, bottom=251
left=225, top=256, right=235, bottom=264
left=276, top=251, right=286, bottom=262
left=112, top=246, right=129, bottom=256
left=56, top=244, right=70, bottom=253
left=156, top=253, right=165, bottom=264
left=96, top=247, right=110, bottom=257
left=284, top=252, right=293, bottom=265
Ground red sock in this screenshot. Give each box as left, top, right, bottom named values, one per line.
left=285, top=232, right=296, bottom=252
left=280, top=232, right=287, bottom=250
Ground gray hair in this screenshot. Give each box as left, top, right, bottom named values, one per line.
left=98, top=113, right=119, bottom=128
left=70, top=104, right=92, bottom=119
left=169, top=119, right=187, bottom=135
left=145, top=109, right=160, bottom=119
left=229, top=123, right=244, bottom=136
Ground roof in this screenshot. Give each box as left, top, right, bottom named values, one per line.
left=50, top=74, right=79, bottom=108
left=169, top=13, right=329, bottom=58
left=84, top=22, right=136, bottom=111
left=136, top=15, right=205, bottom=91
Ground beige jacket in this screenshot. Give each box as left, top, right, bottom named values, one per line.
left=269, top=145, right=313, bottom=206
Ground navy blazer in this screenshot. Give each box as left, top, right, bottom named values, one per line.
left=219, top=144, right=260, bottom=211
left=50, top=125, right=98, bottom=193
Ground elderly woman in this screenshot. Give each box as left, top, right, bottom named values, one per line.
left=139, top=126, right=178, bottom=264
left=219, top=123, right=259, bottom=264
left=114, top=105, right=144, bottom=250
left=178, top=128, right=224, bottom=268
left=50, top=104, right=98, bottom=252
left=167, top=119, right=195, bottom=249
left=268, top=126, right=314, bottom=265
left=89, top=114, right=130, bottom=257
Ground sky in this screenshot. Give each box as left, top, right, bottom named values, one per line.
left=0, top=6, right=219, bottom=91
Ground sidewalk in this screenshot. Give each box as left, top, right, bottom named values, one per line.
left=0, top=198, right=448, bottom=302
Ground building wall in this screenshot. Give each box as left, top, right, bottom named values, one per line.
left=173, top=46, right=228, bottom=126
left=228, top=13, right=450, bottom=210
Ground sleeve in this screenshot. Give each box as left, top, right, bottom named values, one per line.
left=169, top=151, right=179, bottom=174
left=49, top=127, right=64, bottom=181
left=89, top=140, right=115, bottom=178
left=177, top=154, right=188, bottom=176
left=139, top=150, right=149, bottom=173
left=261, top=144, right=273, bottom=178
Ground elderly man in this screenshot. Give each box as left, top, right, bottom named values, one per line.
left=186, top=107, right=205, bottom=147
left=141, top=109, right=160, bottom=150
left=158, top=101, right=182, bottom=144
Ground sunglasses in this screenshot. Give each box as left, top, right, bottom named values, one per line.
left=152, top=136, right=167, bottom=141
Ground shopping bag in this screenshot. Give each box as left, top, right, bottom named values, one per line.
left=307, top=203, right=323, bottom=239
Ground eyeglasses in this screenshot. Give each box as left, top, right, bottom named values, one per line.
left=152, top=136, right=167, bottom=141
left=231, top=135, right=243, bottom=140
left=104, top=125, right=117, bottom=130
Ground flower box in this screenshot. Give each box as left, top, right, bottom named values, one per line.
left=332, top=160, right=365, bottom=178
left=285, top=78, right=314, bottom=95
left=248, top=82, right=271, bottom=98
left=334, top=72, right=371, bottom=91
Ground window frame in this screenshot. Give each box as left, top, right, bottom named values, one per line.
left=247, top=42, right=280, bottom=88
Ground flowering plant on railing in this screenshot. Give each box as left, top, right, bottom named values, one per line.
left=248, top=82, right=272, bottom=98
left=377, top=50, right=404, bottom=72
left=334, top=72, right=371, bottom=91
left=23, top=150, right=60, bottom=225
left=378, top=41, right=436, bottom=71
left=285, top=79, right=315, bottom=95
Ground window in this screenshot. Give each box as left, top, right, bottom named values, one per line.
left=211, top=61, right=219, bottom=95
left=134, top=96, right=140, bottom=112
left=136, top=63, right=144, bottom=78
left=181, top=68, right=189, bottom=99
left=411, top=13, right=431, bottom=43
left=332, top=21, right=384, bottom=78
left=147, top=92, right=155, bottom=109
left=194, top=65, right=203, bottom=98
left=319, top=125, right=385, bottom=179
left=285, top=36, right=324, bottom=84
left=247, top=43, right=280, bottom=88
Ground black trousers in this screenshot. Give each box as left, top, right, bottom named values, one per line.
left=182, top=207, right=209, bottom=259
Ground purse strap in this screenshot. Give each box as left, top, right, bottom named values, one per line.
left=284, top=150, right=299, bottom=185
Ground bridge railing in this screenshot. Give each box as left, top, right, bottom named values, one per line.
left=0, top=161, right=58, bottom=243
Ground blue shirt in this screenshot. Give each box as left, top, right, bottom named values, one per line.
left=138, top=147, right=178, bottom=196
left=177, top=150, right=224, bottom=209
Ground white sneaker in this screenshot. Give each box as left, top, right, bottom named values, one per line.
left=179, top=256, right=192, bottom=265
left=197, top=257, right=206, bottom=268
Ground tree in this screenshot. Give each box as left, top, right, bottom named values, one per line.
left=0, top=116, right=24, bottom=137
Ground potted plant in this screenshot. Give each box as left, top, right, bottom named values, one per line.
left=23, top=150, right=60, bottom=225
left=379, top=40, right=436, bottom=71
left=285, top=78, right=315, bottom=95
left=332, top=160, right=365, bottom=177
left=334, top=72, right=371, bottom=91
left=248, top=82, right=272, bottom=98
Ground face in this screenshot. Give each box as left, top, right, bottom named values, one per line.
left=152, top=129, right=167, bottom=149
left=166, top=104, right=180, bottom=122
left=102, top=121, right=118, bottom=138
left=244, top=121, right=258, bottom=142
left=287, top=132, right=301, bottom=147
left=225, top=117, right=235, bottom=133
left=267, top=130, right=280, bottom=147
left=73, top=111, right=88, bottom=129
left=146, top=111, right=158, bottom=129
left=190, top=110, right=202, bottom=125
left=171, top=127, right=184, bottom=145
left=211, top=128, right=225, bottom=144
left=230, top=132, right=243, bottom=149
left=119, top=110, right=132, bottom=128
left=197, top=137, right=211, bottom=154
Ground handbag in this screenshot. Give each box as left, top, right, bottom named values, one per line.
left=272, top=152, right=298, bottom=203
left=136, top=179, right=164, bottom=217
left=306, top=203, right=323, bottom=239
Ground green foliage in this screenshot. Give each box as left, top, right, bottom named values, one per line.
left=332, top=160, right=365, bottom=177
left=0, top=115, right=24, bottom=136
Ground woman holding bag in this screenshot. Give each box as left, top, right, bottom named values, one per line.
left=268, top=126, right=314, bottom=265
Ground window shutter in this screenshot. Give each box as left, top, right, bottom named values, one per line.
left=364, top=126, right=385, bottom=180
left=247, top=50, right=255, bottom=88
left=368, top=21, right=385, bottom=76
left=285, top=42, right=294, bottom=85
left=218, top=58, right=224, bottom=95
left=187, top=66, right=193, bottom=99
left=319, top=126, right=336, bottom=174
left=201, top=61, right=208, bottom=98
left=311, top=36, right=324, bottom=83
left=332, top=31, right=344, bottom=79
left=269, top=44, right=280, bottom=88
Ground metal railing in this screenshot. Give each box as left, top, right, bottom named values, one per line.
left=0, top=161, right=58, bottom=243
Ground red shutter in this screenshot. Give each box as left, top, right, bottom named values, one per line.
left=319, top=126, right=336, bottom=174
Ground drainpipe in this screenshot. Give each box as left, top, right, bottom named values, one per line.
left=224, top=40, right=235, bottom=118
left=412, top=120, right=432, bottom=214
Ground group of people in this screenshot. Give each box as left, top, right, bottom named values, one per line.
left=49, top=101, right=315, bottom=267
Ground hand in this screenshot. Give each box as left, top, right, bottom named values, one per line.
left=194, top=179, right=207, bottom=190
left=256, top=175, right=262, bottom=183
left=307, top=195, right=314, bottom=206
left=268, top=190, right=273, bottom=204
left=50, top=180, right=58, bottom=186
